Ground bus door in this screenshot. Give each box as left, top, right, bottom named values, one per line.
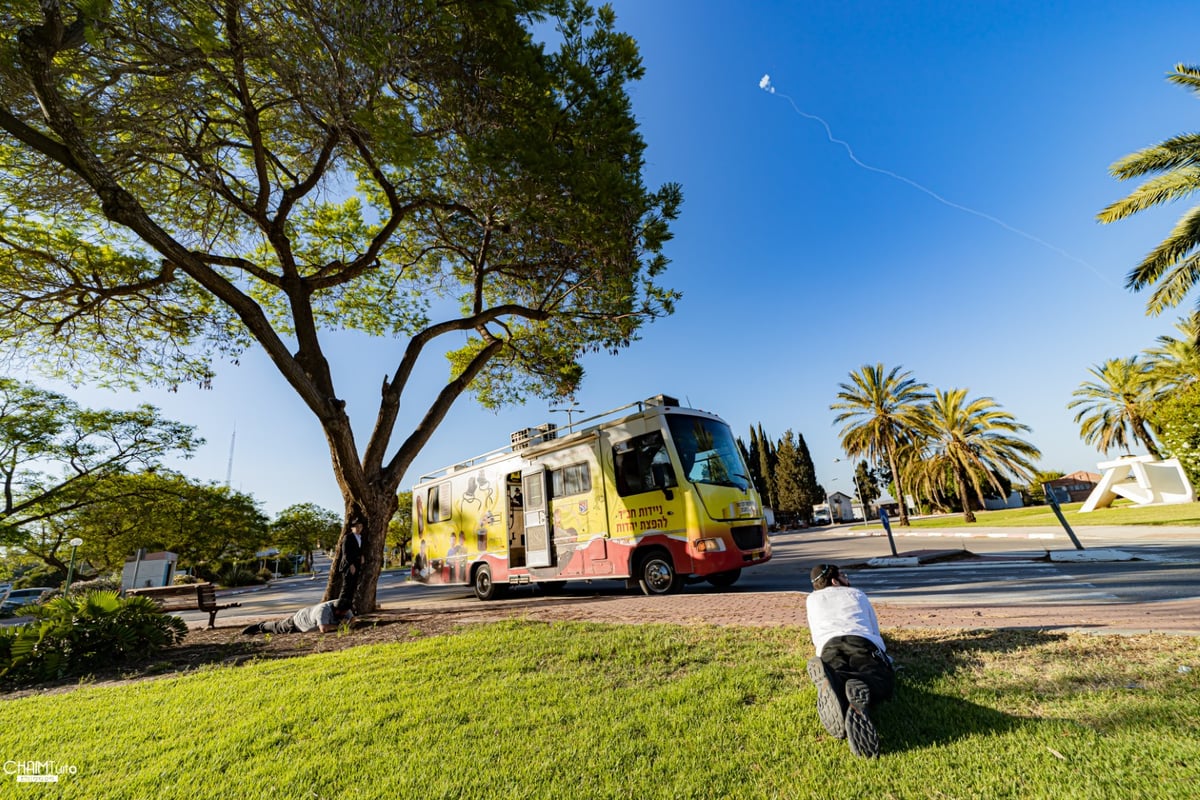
left=522, top=470, right=552, bottom=568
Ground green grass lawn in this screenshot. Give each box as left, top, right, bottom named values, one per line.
left=854, top=500, right=1200, bottom=529
left=2, top=622, right=1197, bottom=799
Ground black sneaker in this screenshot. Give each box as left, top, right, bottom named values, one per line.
left=807, top=657, right=846, bottom=738
left=844, top=678, right=880, bottom=757
left=241, top=623, right=262, bottom=635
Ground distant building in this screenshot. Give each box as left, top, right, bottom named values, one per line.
left=1043, top=471, right=1102, bottom=503
left=815, top=491, right=856, bottom=523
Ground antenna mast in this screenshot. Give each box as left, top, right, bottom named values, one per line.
left=225, top=426, right=236, bottom=487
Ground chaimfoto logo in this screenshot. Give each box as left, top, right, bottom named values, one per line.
left=4, top=760, right=78, bottom=783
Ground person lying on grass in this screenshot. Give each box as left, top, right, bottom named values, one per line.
left=241, top=599, right=353, bottom=635
left=805, top=563, right=896, bottom=758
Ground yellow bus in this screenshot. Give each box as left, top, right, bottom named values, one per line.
left=411, top=395, right=771, bottom=600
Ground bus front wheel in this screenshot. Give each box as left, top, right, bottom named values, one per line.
left=637, top=552, right=680, bottom=596
left=473, top=564, right=506, bottom=601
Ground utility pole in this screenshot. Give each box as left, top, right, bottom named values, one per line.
left=225, top=426, right=236, bottom=487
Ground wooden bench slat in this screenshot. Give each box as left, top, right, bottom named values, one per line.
left=126, top=583, right=241, bottom=628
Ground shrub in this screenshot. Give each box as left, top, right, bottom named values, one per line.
left=0, top=591, right=187, bottom=688
left=39, top=575, right=122, bottom=603
left=218, top=565, right=261, bottom=587
left=173, top=573, right=202, bottom=585
left=13, top=565, right=65, bottom=590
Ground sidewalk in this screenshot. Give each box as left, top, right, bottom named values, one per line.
left=378, top=587, right=1200, bottom=636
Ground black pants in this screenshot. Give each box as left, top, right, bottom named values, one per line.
left=260, top=617, right=299, bottom=634
left=821, top=635, right=895, bottom=708
left=338, top=570, right=359, bottom=611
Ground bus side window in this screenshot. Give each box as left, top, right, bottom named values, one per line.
left=428, top=482, right=452, bottom=522
left=614, top=432, right=677, bottom=497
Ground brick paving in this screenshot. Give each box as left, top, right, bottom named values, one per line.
left=379, top=588, right=1200, bottom=635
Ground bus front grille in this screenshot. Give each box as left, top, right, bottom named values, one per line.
left=731, top=525, right=764, bottom=551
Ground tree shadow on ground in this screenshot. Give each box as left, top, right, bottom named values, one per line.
left=870, top=628, right=1070, bottom=754
left=876, top=686, right=1022, bottom=754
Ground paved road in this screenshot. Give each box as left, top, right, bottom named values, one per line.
left=187, top=523, right=1200, bottom=631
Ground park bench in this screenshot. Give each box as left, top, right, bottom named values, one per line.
left=126, top=583, right=241, bottom=629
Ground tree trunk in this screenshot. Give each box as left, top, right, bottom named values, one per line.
left=323, top=490, right=400, bottom=612
left=956, top=466, right=976, bottom=523
left=886, top=445, right=911, bottom=526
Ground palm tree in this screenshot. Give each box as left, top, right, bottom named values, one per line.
left=911, top=389, right=1041, bottom=523
left=1068, top=357, right=1162, bottom=459
left=831, top=364, right=931, bottom=526
left=1098, top=65, right=1200, bottom=316
left=1145, top=312, right=1200, bottom=395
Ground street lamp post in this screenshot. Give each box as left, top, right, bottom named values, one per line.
left=826, top=477, right=838, bottom=524
left=549, top=404, right=585, bottom=433
left=837, top=457, right=880, bottom=528
left=65, top=537, right=83, bottom=594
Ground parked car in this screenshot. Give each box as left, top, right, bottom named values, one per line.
left=0, top=587, right=54, bottom=613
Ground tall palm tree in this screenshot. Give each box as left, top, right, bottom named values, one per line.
left=1098, top=65, right=1200, bottom=316
left=911, top=389, right=1041, bottom=523
left=831, top=364, right=931, bottom=526
left=1068, top=357, right=1163, bottom=459
left=1145, top=312, right=1200, bottom=395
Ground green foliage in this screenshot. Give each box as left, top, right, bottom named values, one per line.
left=54, top=470, right=270, bottom=574
left=909, top=388, right=1041, bottom=523
left=853, top=459, right=880, bottom=507
left=0, top=590, right=186, bottom=688
left=216, top=564, right=262, bottom=588
left=0, top=377, right=199, bottom=563
left=1069, top=356, right=1162, bottom=458
left=1098, top=64, right=1200, bottom=315
left=832, top=363, right=933, bottom=525
left=0, top=0, right=681, bottom=612
left=272, top=502, right=340, bottom=570
left=1152, top=381, right=1200, bottom=489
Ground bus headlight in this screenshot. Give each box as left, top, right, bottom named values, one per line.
left=693, top=538, right=726, bottom=553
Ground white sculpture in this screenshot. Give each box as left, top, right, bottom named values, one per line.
left=1079, top=455, right=1196, bottom=512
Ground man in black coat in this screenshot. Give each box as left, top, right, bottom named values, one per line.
left=337, top=517, right=366, bottom=612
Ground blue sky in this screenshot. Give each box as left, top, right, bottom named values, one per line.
left=31, top=0, right=1200, bottom=515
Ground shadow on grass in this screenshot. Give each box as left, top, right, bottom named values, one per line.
left=867, top=628, right=1070, bottom=754
left=876, top=686, right=1022, bottom=754
left=889, top=628, right=1069, bottom=683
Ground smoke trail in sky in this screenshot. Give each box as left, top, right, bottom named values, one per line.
left=757, top=74, right=1110, bottom=283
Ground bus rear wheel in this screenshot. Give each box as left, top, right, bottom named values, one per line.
left=637, top=552, right=680, bottom=596
left=705, top=569, right=741, bottom=588
left=473, top=564, right=506, bottom=601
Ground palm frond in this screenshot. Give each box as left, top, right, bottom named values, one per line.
left=1144, top=252, right=1200, bottom=315
left=1123, top=204, right=1200, bottom=293
left=1167, top=64, right=1200, bottom=96
left=1098, top=166, right=1200, bottom=222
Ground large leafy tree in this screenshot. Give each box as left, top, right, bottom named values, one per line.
left=45, top=470, right=269, bottom=574
left=272, top=502, right=340, bottom=572
left=1152, top=382, right=1200, bottom=489
left=0, top=1, right=680, bottom=610
left=831, top=364, right=931, bottom=526
left=1099, top=65, right=1200, bottom=316
left=1068, top=357, right=1163, bottom=459
left=910, top=389, right=1041, bottom=523
left=0, top=377, right=199, bottom=548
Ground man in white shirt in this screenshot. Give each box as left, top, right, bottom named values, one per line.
left=805, top=563, right=895, bottom=758
left=241, top=599, right=353, bottom=635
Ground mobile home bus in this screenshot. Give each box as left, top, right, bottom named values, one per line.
left=411, top=395, right=771, bottom=600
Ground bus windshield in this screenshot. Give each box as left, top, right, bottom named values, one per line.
left=666, top=415, right=751, bottom=491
